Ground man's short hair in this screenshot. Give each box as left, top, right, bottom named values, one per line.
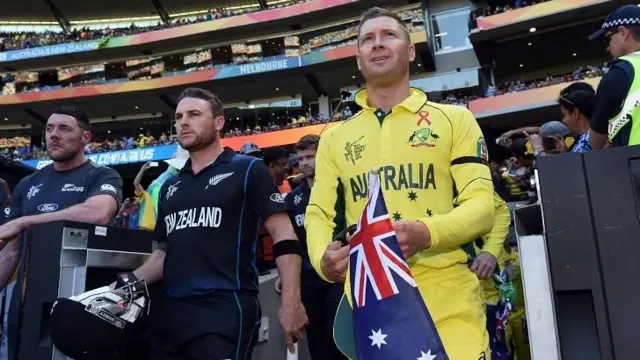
left=263, top=147, right=289, bottom=166
left=357, top=7, right=410, bottom=42
left=178, top=88, right=224, bottom=118
left=294, top=134, right=320, bottom=152
left=51, top=106, right=90, bottom=131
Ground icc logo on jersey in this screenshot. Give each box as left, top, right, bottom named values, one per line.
left=27, top=184, right=43, bottom=200
left=166, top=181, right=181, bottom=200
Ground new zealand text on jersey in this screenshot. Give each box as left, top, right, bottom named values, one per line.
left=349, top=163, right=436, bottom=202
left=164, top=206, right=223, bottom=235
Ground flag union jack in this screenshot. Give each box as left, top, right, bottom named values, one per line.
left=349, top=174, right=449, bottom=360
left=350, top=182, right=416, bottom=308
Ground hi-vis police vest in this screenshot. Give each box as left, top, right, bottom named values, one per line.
left=609, top=51, right=640, bottom=145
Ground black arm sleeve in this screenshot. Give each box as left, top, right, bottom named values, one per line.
left=591, top=66, right=631, bottom=134
left=247, top=160, right=289, bottom=221
left=86, top=167, right=124, bottom=211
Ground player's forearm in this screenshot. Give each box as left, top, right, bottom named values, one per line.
left=482, top=204, right=511, bottom=258
left=305, top=207, right=335, bottom=282
left=21, top=202, right=112, bottom=227
left=276, top=254, right=302, bottom=304
left=133, top=249, right=165, bottom=285
left=421, top=190, right=495, bottom=251
left=0, top=238, right=21, bottom=289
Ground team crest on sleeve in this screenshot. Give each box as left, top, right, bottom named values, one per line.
left=100, top=184, right=117, bottom=193
left=476, top=137, right=489, bottom=161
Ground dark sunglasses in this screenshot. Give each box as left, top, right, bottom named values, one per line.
left=604, top=29, right=619, bottom=46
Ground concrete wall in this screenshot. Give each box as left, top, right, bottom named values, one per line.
left=433, top=48, right=481, bottom=74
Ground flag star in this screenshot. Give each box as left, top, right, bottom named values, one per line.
left=417, top=350, right=437, bottom=360
left=408, top=191, right=418, bottom=201
left=425, top=208, right=433, bottom=217
left=368, top=329, right=388, bottom=349
left=392, top=211, right=402, bottom=221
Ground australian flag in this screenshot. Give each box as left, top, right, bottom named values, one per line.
left=349, top=173, right=449, bottom=360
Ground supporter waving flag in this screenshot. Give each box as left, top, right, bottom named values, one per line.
left=349, top=172, right=448, bottom=360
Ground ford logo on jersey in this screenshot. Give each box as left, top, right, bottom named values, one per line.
left=37, top=203, right=59, bottom=213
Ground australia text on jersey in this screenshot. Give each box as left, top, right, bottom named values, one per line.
left=164, top=206, right=223, bottom=235
left=349, top=163, right=436, bottom=202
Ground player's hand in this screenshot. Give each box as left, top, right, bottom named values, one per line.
left=471, top=252, right=497, bottom=279
left=394, top=221, right=431, bottom=259
left=274, top=277, right=282, bottom=295
left=279, top=300, right=308, bottom=354
left=320, top=241, right=349, bottom=283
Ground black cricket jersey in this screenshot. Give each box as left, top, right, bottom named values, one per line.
left=6, top=161, right=123, bottom=221
left=156, top=147, right=288, bottom=297
left=285, top=181, right=313, bottom=272
left=0, top=179, right=9, bottom=226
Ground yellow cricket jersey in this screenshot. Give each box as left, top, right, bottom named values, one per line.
left=306, top=88, right=495, bottom=288
left=476, top=193, right=512, bottom=304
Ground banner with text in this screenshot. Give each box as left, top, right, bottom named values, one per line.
left=23, top=144, right=176, bottom=169
left=213, top=56, right=300, bottom=80
left=0, top=39, right=106, bottom=62
left=22, top=122, right=344, bottom=168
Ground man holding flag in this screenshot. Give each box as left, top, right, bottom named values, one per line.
left=306, top=7, right=495, bottom=360
left=135, top=146, right=189, bottom=230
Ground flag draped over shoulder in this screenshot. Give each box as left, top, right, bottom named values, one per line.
left=138, top=167, right=177, bottom=230
left=349, top=173, right=449, bottom=360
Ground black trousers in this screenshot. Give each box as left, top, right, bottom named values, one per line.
left=149, top=292, right=261, bottom=360
left=301, top=271, right=347, bottom=360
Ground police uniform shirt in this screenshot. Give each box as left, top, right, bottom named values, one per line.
left=6, top=161, right=123, bottom=221
left=591, top=60, right=634, bottom=146
left=156, top=147, right=288, bottom=297
left=285, top=180, right=313, bottom=272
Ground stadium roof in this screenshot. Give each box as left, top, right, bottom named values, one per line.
left=0, top=0, right=259, bottom=23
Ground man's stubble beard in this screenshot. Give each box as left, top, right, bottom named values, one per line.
left=180, top=130, right=218, bottom=152
left=48, top=146, right=81, bottom=163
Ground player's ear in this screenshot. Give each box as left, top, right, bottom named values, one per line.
left=81, top=130, right=91, bottom=145
left=356, top=53, right=362, bottom=71
left=214, top=116, right=225, bottom=132
left=408, top=43, right=416, bottom=63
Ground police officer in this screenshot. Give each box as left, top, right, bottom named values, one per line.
left=588, top=5, right=640, bottom=148
left=0, top=106, right=123, bottom=360
left=127, top=88, right=308, bottom=359
left=280, top=134, right=346, bottom=360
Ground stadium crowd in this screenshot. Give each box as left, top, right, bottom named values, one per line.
left=0, top=61, right=605, bottom=162
left=0, top=0, right=307, bottom=52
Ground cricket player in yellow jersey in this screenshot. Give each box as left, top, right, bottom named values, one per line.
left=305, top=7, right=495, bottom=360
left=470, top=193, right=512, bottom=360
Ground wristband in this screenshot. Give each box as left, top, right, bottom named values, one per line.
left=333, top=224, right=357, bottom=246
left=273, top=239, right=302, bottom=259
